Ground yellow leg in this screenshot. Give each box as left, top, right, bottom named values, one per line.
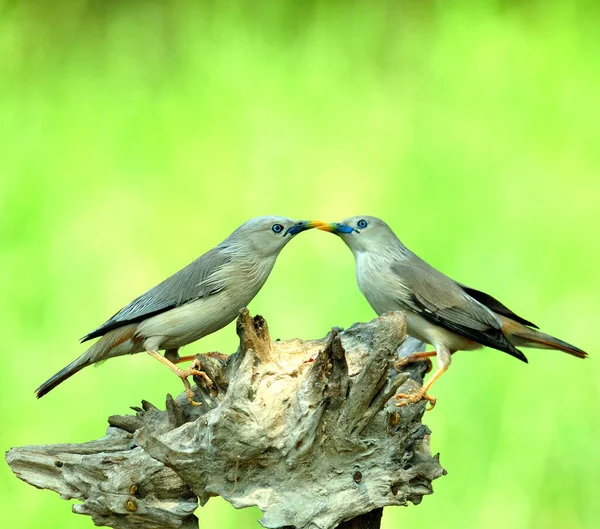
left=147, top=350, right=213, bottom=406
left=165, top=348, right=227, bottom=365
left=395, top=365, right=448, bottom=411
left=173, top=354, right=198, bottom=364
left=394, top=351, right=436, bottom=373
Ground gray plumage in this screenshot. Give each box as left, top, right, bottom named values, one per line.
left=82, top=247, right=232, bottom=342
left=319, top=215, right=586, bottom=397
left=388, top=259, right=526, bottom=361
left=37, top=216, right=322, bottom=398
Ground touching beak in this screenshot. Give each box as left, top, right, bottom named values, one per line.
left=284, top=220, right=326, bottom=236
left=317, top=222, right=356, bottom=234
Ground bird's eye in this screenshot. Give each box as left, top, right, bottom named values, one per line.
left=357, top=219, right=368, bottom=229
left=271, top=223, right=284, bottom=233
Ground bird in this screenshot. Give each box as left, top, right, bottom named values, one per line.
left=318, top=215, right=587, bottom=409
left=36, top=216, right=325, bottom=405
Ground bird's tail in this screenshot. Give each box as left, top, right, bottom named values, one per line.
left=500, top=316, right=587, bottom=359
left=35, top=324, right=139, bottom=398
left=35, top=355, right=91, bottom=398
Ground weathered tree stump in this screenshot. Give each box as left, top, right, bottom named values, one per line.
left=6, top=310, right=445, bottom=529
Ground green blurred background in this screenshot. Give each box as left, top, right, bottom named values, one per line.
left=1, top=0, right=599, bottom=527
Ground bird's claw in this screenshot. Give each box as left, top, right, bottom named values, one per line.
left=178, top=359, right=214, bottom=406
left=181, top=377, right=202, bottom=406
left=186, top=389, right=202, bottom=406
left=179, top=359, right=214, bottom=386
left=395, top=388, right=437, bottom=411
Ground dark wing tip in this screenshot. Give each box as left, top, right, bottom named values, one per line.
left=485, top=327, right=529, bottom=363
left=512, top=347, right=529, bottom=363
left=457, top=283, right=539, bottom=329
left=80, top=331, right=97, bottom=343
left=411, top=293, right=529, bottom=363
left=81, top=324, right=112, bottom=342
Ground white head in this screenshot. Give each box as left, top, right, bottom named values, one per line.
left=317, top=215, right=402, bottom=255
left=226, top=216, right=325, bottom=258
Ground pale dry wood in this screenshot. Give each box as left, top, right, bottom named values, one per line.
left=6, top=310, right=445, bottom=529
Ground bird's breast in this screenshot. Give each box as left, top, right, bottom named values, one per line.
left=354, top=252, right=481, bottom=352
left=355, top=252, right=402, bottom=314
left=135, top=257, right=275, bottom=350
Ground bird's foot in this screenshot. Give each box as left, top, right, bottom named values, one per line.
left=395, top=387, right=437, bottom=411
left=181, top=378, right=201, bottom=406
left=177, top=358, right=214, bottom=406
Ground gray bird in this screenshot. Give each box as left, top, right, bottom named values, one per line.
left=319, top=216, right=587, bottom=409
left=36, top=216, right=324, bottom=404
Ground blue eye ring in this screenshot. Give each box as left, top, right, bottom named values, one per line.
left=357, top=219, right=368, bottom=229
left=272, top=223, right=284, bottom=233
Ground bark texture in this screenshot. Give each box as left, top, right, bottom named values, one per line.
left=6, top=310, right=445, bottom=529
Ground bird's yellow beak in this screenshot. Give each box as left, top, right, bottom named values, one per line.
left=284, top=220, right=326, bottom=236
left=317, top=223, right=338, bottom=233
left=317, top=222, right=356, bottom=234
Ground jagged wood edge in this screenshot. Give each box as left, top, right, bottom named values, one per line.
left=6, top=311, right=445, bottom=529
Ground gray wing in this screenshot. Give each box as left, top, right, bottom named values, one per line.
left=82, top=245, right=232, bottom=342
left=455, top=282, right=538, bottom=328
left=391, top=260, right=527, bottom=361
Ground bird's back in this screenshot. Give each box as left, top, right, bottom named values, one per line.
left=81, top=245, right=233, bottom=342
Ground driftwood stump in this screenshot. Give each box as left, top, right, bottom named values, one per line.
left=6, top=310, right=445, bottom=529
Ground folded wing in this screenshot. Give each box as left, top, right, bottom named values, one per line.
left=391, top=260, right=528, bottom=362
left=455, top=282, right=538, bottom=328
left=82, top=246, right=232, bottom=342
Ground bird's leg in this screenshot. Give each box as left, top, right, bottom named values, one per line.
left=164, top=348, right=182, bottom=363
left=394, top=351, right=436, bottom=373
left=165, top=348, right=199, bottom=365
left=395, top=347, right=453, bottom=411
left=147, top=349, right=213, bottom=406
left=166, top=348, right=225, bottom=364
left=165, top=348, right=220, bottom=398
left=395, top=365, right=448, bottom=411
left=165, top=348, right=213, bottom=383
left=175, top=354, right=199, bottom=364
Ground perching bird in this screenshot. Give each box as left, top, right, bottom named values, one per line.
left=318, top=216, right=587, bottom=409
left=36, top=216, right=324, bottom=404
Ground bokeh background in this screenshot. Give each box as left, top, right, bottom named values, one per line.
left=1, top=0, right=599, bottom=528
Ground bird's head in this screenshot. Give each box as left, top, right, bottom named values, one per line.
left=229, top=216, right=325, bottom=257
left=317, top=215, right=397, bottom=254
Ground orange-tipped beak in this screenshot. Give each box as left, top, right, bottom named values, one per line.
left=284, top=220, right=326, bottom=236
left=317, top=223, right=338, bottom=232
left=317, top=222, right=356, bottom=234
